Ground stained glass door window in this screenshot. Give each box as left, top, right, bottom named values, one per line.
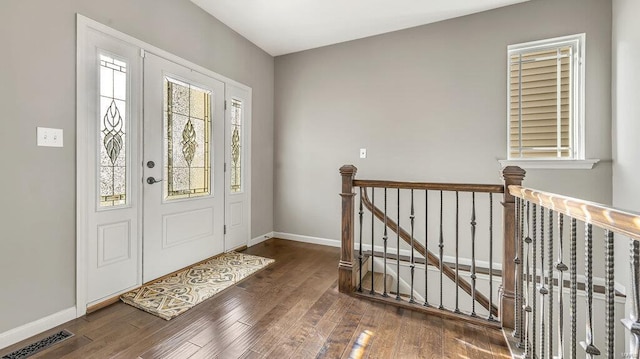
left=230, top=99, right=243, bottom=193
left=99, top=54, right=128, bottom=207
left=164, top=77, right=211, bottom=200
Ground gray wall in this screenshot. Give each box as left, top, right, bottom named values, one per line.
left=612, top=0, right=640, bottom=295
left=612, top=1, right=640, bottom=216
left=274, top=0, right=612, bottom=241
left=0, top=0, right=274, bottom=333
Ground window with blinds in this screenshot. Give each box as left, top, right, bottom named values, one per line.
left=507, top=34, right=584, bottom=160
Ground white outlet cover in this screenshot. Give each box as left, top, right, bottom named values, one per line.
left=360, top=148, right=367, bottom=158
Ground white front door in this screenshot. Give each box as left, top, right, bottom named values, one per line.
left=79, top=18, right=253, bottom=311
left=142, top=53, right=225, bottom=282
left=224, top=85, right=251, bottom=251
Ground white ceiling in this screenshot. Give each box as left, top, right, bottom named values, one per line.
left=191, top=0, right=529, bottom=56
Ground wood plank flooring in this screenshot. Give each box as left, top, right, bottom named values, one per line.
left=0, top=239, right=511, bottom=358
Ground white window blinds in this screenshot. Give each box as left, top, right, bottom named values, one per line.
left=507, top=35, right=584, bottom=160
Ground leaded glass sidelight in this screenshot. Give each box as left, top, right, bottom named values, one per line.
left=164, top=77, right=211, bottom=200
left=230, top=99, right=243, bottom=193
left=99, top=54, right=128, bottom=207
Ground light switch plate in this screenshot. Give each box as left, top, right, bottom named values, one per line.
left=37, top=127, right=64, bottom=147
left=360, top=148, right=367, bottom=158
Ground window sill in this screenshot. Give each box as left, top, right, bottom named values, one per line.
left=498, top=159, right=600, bottom=170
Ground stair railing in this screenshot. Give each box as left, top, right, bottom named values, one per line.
left=508, top=185, right=640, bottom=358
left=339, top=165, right=524, bottom=328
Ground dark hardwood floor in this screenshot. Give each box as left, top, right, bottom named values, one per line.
left=0, top=239, right=511, bottom=358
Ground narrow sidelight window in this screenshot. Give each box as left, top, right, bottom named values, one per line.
left=230, top=98, right=243, bottom=193
left=99, top=54, right=128, bottom=207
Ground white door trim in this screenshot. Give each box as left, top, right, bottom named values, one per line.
left=76, top=14, right=252, bottom=317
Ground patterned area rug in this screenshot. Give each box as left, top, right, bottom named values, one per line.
left=121, top=252, right=274, bottom=320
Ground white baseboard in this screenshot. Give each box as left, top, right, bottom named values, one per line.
left=249, top=232, right=275, bottom=247
left=0, top=307, right=77, bottom=350
left=273, top=232, right=340, bottom=248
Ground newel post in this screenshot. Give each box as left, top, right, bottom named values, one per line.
left=500, top=166, right=526, bottom=329
left=339, top=165, right=358, bottom=293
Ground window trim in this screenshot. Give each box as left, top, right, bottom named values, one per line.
left=498, top=159, right=599, bottom=170
left=505, top=33, right=587, bottom=162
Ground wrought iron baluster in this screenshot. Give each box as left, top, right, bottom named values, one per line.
left=570, top=218, right=577, bottom=359
left=518, top=197, right=525, bottom=348
left=424, top=190, right=429, bottom=307
left=514, top=198, right=522, bottom=343
left=556, top=213, right=568, bottom=359
left=532, top=203, right=538, bottom=356
left=523, top=201, right=532, bottom=356
left=540, top=206, right=547, bottom=359
left=439, top=190, right=444, bottom=310
left=470, top=192, right=477, bottom=317
left=370, top=188, right=375, bottom=295
left=455, top=191, right=460, bottom=313
left=383, top=188, right=388, bottom=297
left=605, top=230, right=614, bottom=358
left=396, top=188, right=401, bottom=301
left=580, top=224, right=600, bottom=358
left=358, top=187, right=364, bottom=292
left=409, top=189, right=416, bottom=304
left=547, top=208, right=554, bottom=358
left=622, top=238, right=640, bottom=359
left=488, top=192, right=495, bottom=321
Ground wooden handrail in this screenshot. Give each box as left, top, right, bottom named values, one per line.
left=360, top=188, right=499, bottom=317
left=509, top=185, right=640, bottom=241
left=353, top=179, right=503, bottom=193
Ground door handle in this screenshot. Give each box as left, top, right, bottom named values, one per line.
left=146, top=177, right=163, bottom=185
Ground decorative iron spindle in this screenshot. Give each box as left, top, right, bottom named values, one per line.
left=532, top=203, right=538, bottom=356
left=383, top=188, right=388, bottom=297
left=470, top=192, right=477, bottom=317
left=570, top=218, right=577, bottom=359
left=556, top=213, right=568, bottom=358
left=514, top=197, right=522, bottom=343
left=518, top=197, right=525, bottom=347
left=439, top=190, right=444, bottom=310
left=358, top=187, right=364, bottom=292
left=547, top=209, right=554, bottom=358
left=396, top=188, right=401, bottom=301
left=409, top=189, right=416, bottom=304
left=540, top=206, right=547, bottom=359
left=622, top=239, right=640, bottom=358
left=488, top=192, right=495, bottom=321
left=370, top=188, right=375, bottom=295
left=424, top=190, right=429, bottom=307
left=523, top=201, right=532, bottom=356
left=455, top=191, right=460, bottom=313
left=605, top=230, right=614, bottom=358
left=580, top=224, right=601, bottom=357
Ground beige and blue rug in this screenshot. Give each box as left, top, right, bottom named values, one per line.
left=120, top=252, right=274, bottom=320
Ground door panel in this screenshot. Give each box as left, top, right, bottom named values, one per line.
left=225, top=86, right=251, bottom=251
left=143, top=53, right=225, bottom=282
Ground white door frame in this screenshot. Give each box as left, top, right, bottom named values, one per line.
left=76, top=14, right=252, bottom=317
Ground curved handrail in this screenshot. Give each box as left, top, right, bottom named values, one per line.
left=360, top=187, right=499, bottom=316
left=509, top=185, right=640, bottom=241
